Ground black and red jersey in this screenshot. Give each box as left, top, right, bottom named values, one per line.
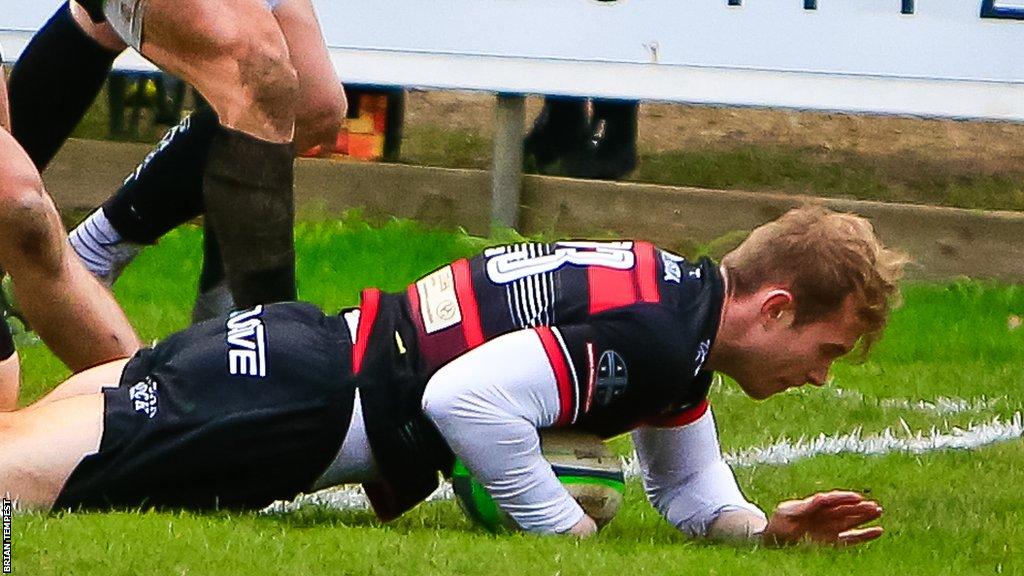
left=351, top=241, right=724, bottom=519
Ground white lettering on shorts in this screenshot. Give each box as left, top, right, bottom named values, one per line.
left=226, top=305, right=267, bottom=377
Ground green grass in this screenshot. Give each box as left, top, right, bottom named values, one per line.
left=10, top=219, right=1024, bottom=575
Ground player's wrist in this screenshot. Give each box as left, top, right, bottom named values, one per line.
left=566, top=513, right=598, bottom=537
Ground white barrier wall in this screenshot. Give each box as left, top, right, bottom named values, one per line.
left=3, top=0, right=1024, bottom=120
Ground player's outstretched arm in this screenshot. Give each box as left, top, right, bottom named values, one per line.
left=421, top=328, right=590, bottom=534
left=633, top=409, right=768, bottom=541
left=759, top=490, right=884, bottom=546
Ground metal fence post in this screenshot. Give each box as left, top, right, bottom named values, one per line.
left=491, top=93, right=525, bottom=232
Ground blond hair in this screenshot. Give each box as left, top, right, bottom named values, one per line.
left=720, top=205, right=908, bottom=353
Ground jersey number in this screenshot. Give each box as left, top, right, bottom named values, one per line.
left=485, top=242, right=635, bottom=284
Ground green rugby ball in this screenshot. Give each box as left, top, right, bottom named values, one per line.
left=451, top=430, right=625, bottom=532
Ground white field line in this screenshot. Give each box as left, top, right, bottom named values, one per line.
left=266, top=411, right=1023, bottom=514
left=829, top=388, right=1005, bottom=415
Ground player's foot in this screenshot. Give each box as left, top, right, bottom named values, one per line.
left=191, top=281, right=236, bottom=324
left=69, top=209, right=144, bottom=287
left=561, top=139, right=637, bottom=181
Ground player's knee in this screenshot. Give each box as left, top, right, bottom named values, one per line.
left=0, top=179, right=60, bottom=261
left=294, top=90, right=346, bottom=151
left=234, top=34, right=299, bottom=121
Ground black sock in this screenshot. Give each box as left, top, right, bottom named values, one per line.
left=8, top=2, right=120, bottom=170
left=203, top=126, right=296, bottom=307
left=591, top=100, right=638, bottom=152
left=101, top=108, right=219, bottom=244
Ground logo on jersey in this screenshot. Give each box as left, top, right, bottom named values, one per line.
left=693, top=339, right=711, bottom=376
left=128, top=376, right=158, bottom=418
left=595, top=350, right=629, bottom=406
left=226, top=305, right=267, bottom=377
left=661, top=250, right=685, bottom=283
left=416, top=265, right=463, bottom=334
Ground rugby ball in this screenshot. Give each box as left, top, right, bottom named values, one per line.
left=451, top=430, right=625, bottom=532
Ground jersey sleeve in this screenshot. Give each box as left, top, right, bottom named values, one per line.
left=420, top=328, right=585, bottom=533
left=632, top=408, right=766, bottom=538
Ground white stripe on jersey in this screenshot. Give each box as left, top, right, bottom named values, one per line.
left=500, top=243, right=557, bottom=329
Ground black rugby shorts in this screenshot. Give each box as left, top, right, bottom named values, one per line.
left=55, top=302, right=356, bottom=510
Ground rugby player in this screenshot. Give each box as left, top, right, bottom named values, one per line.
left=0, top=206, right=904, bottom=545
left=0, top=46, right=140, bottom=381
left=8, top=0, right=346, bottom=314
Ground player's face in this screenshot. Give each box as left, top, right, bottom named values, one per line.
left=735, top=294, right=866, bottom=400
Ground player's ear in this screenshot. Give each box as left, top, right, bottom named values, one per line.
left=760, top=290, right=795, bottom=328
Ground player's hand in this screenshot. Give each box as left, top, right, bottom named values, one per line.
left=567, top=514, right=598, bottom=537
left=761, top=490, right=883, bottom=546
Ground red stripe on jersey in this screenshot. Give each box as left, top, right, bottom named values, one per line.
left=644, top=399, right=710, bottom=428
left=452, top=259, right=485, bottom=347
left=588, top=266, right=636, bottom=314
left=635, top=242, right=661, bottom=304
left=352, top=288, right=382, bottom=374
left=406, top=283, right=421, bottom=326
left=536, top=327, right=574, bottom=427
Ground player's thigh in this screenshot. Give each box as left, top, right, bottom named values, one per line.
left=0, top=129, right=41, bottom=191
left=69, top=1, right=129, bottom=51
left=273, top=0, right=345, bottom=133
left=0, top=62, right=9, bottom=131
left=138, top=0, right=291, bottom=93
left=0, top=131, right=55, bottom=229
left=0, top=394, right=104, bottom=509
left=26, top=358, right=130, bottom=410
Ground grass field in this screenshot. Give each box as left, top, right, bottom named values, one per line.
left=11, top=218, right=1024, bottom=575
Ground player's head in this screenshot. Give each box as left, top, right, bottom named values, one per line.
left=715, top=205, right=908, bottom=399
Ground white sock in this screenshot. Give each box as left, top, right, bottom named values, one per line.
left=68, top=209, right=142, bottom=286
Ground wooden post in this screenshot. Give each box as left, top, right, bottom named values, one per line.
left=491, top=93, right=525, bottom=232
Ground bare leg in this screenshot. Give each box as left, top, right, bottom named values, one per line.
left=26, top=358, right=128, bottom=411
left=0, top=130, right=140, bottom=371
left=0, top=356, right=20, bottom=412
left=0, top=63, right=20, bottom=408
left=0, top=62, right=10, bottom=131
left=140, top=0, right=297, bottom=142
left=273, top=0, right=346, bottom=152
left=0, top=393, right=104, bottom=509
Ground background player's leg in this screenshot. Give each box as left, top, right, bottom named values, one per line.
left=72, top=0, right=346, bottom=310
left=137, top=0, right=299, bottom=307
left=7, top=2, right=125, bottom=170
left=0, top=394, right=104, bottom=509
left=69, top=108, right=217, bottom=284
left=272, top=0, right=345, bottom=154
left=0, top=63, right=19, bottom=409
left=0, top=130, right=140, bottom=371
